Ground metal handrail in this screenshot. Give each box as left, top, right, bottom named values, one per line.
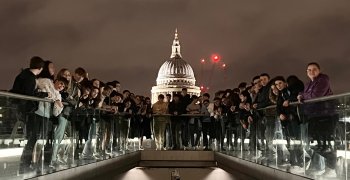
left=1, top=90, right=350, bottom=111
left=0, top=90, right=53, bottom=103
left=301, top=92, right=350, bottom=103
left=259, top=91, right=350, bottom=110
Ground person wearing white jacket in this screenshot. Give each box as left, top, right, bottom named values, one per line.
left=20, top=60, right=66, bottom=170
left=33, top=61, right=64, bottom=164
left=35, top=78, right=64, bottom=118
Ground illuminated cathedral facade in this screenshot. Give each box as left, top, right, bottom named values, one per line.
left=151, top=30, right=201, bottom=104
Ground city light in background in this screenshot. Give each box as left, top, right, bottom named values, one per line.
left=199, top=53, right=228, bottom=93
left=211, top=54, right=221, bottom=63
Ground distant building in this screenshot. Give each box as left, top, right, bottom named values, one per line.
left=151, top=29, right=200, bottom=104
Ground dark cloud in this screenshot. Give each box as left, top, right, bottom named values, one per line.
left=1, top=0, right=350, bottom=96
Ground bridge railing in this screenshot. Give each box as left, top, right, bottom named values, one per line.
left=221, top=92, right=350, bottom=179
left=0, top=91, right=142, bottom=179
left=1, top=90, right=350, bottom=179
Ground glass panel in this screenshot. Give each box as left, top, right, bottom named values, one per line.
left=0, top=92, right=141, bottom=180
left=300, top=98, right=342, bottom=178
left=0, top=95, right=52, bottom=179
left=2, top=90, right=349, bottom=179
left=221, top=93, right=350, bottom=179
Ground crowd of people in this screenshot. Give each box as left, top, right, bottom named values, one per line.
left=10, top=56, right=340, bottom=177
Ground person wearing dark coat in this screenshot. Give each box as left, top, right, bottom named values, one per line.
left=11, top=56, right=47, bottom=173
left=297, top=62, right=337, bottom=174
left=239, top=90, right=259, bottom=152
left=169, top=94, right=186, bottom=149
left=180, top=88, right=191, bottom=149
left=252, top=73, right=272, bottom=150
left=10, top=57, right=47, bottom=112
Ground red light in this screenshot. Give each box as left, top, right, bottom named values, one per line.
left=211, top=54, right=221, bottom=63
left=201, top=59, right=205, bottom=63
left=222, top=63, right=226, bottom=68
left=200, top=86, right=204, bottom=89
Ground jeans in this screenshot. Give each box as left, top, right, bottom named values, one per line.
left=82, top=121, right=96, bottom=158
left=118, top=116, right=129, bottom=151
left=51, top=115, right=68, bottom=162
left=153, top=117, right=169, bottom=150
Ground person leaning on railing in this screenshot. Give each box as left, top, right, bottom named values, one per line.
left=10, top=56, right=46, bottom=173
left=238, top=90, right=258, bottom=152
left=50, top=68, right=75, bottom=167
left=200, top=99, right=212, bottom=151
left=297, top=62, right=337, bottom=176
left=186, top=95, right=201, bottom=150
left=10, top=56, right=47, bottom=115
left=152, top=94, right=169, bottom=150
left=139, top=97, right=153, bottom=150
left=252, top=73, right=272, bottom=151
left=168, top=93, right=186, bottom=150
left=20, top=60, right=65, bottom=170
left=297, top=62, right=334, bottom=150
left=274, top=76, right=304, bottom=171
left=108, top=91, right=127, bottom=151
left=212, top=97, right=226, bottom=151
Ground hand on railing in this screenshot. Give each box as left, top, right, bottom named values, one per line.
left=55, top=100, right=63, bottom=108
left=47, top=92, right=52, bottom=99
left=279, top=114, right=287, bottom=121
left=248, top=116, right=253, bottom=124
left=297, top=95, right=303, bottom=103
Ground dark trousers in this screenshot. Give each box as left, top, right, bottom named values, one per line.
left=214, top=119, right=225, bottom=149
left=181, top=119, right=189, bottom=147
left=189, top=118, right=201, bottom=147
left=202, top=121, right=212, bottom=148
left=308, top=115, right=337, bottom=170
left=163, top=123, right=172, bottom=148
left=258, top=117, right=266, bottom=147
left=140, top=117, right=152, bottom=139
left=282, top=117, right=302, bottom=166
left=249, top=122, right=257, bottom=151
left=171, top=119, right=181, bottom=149
left=226, top=122, right=240, bottom=148
left=20, top=114, right=49, bottom=167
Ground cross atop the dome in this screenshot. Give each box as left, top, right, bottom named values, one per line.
left=175, top=28, right=178, bottom=40
left=171, top=28, right=182, bottom=58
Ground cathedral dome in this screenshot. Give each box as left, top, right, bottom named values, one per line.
left=157, top=55, right=195, bottom=82
left=151, top=29, right=201, bottom=104
left=156, top=30, right=196, bottom=86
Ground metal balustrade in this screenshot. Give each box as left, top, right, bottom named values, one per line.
left=0, top=91, right=349, bottom=179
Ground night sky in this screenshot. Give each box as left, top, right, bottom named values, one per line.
left=1, top=0, right=350, bottom=97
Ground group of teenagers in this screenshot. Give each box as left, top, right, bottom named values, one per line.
left=130, top=60, right=338, bottom=176
left=10, top=56, right=338, bottom=176
left=11, top=56, right=154, bottom=172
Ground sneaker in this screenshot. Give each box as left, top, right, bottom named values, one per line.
left=93, top=153, right=103, bottom=160
left=49, top=161, right=59, bottom=168
left=336, top=157, right=344, bottom=176
left=309, top=169, right=325, bottom=176
left=81, top=155, right=96, bottom=160
left=305, top=158, right=311, bottom=170
left=19, top=165, right=34, bottom=174
left=322, top=168, right=337, bottom=178
left=289, top=166, right=305, bottom=174
left=57, top=157, right=67, bottom=165
left=279, top=161, right=291, bottom=167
